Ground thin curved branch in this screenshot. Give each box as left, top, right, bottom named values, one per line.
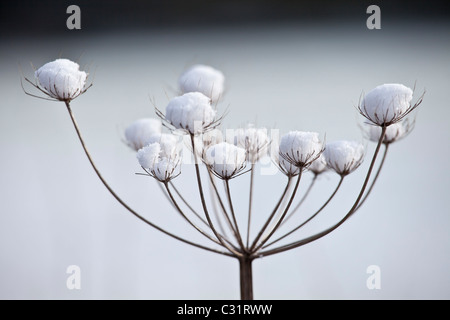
left=262, top=176, right=344, bottom=249
left=225, top=179, right=246, bottom=252
left=355, top=144, right=389, bottom=210
left=208, top=170, right=239, bottom=240
left=65, top=101, right=233, bottom=257
left=190, top=134, right=243, bottom=257
left=164, top=182, right=228, bottom=247
left=169, top=181, right=210, bottom=228
left=281, top=174, right=318, bottom=226
left=252, top=170, right=303, bottom=253
left=249, top=177, right=292, bottom=252
left=259, top=127, right=387, bottom=257
left=246, top=165, right=255, bottom=248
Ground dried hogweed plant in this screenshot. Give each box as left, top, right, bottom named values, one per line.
left=23, top=59, right=424, bottom=299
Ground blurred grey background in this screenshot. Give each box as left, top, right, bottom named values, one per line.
left=1, top=0, right=449, bottom=299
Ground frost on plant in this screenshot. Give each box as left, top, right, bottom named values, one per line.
left=178, top=64, right=225, bottom=103
left=24, top=58, right=425, bottom=300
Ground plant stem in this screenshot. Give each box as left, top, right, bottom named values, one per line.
left=259, top=126, right=387, bottom=257
left=225, top=179, right=246, bottom=252
left=246, top=164, right=255, bottom=248
left=190, top=134, right=242, bottom=257
left=239, top=255, right=254, bottom=300
left=249, top=177, right=292, bottom=252
left=64, top=101, right=232, bottom=257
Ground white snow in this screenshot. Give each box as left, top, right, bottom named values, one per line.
left=323, top=140, right=365, bottom=175
left=35, top=59, right=87, bottom=101
left=152, top=157, right=180, bottom=182
left=178, top=64, right=225, bottom=103
left=136, top=143, right=161, bottom=169
left=233, top=125, right=270, bottom=163
left=165, top=92, right=216, bottom=134
left=368, top=121, right=407, bottom=144
left=205, top=142, right=246, bottom=179
left=145, top=133, right=179, bottom=158
left=360, top=83, right=413, bottom=125
left=308, top=154, right=327, bottom=174
left=125, top=118, right=162, bottom=151
left=279, top=131, right=323, bottom=167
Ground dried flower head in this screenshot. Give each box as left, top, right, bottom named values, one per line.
left=366, top=119, right=414, bottom=145
left=204, top=142, right=247, bottom=180
left=277, top=154, right=300, bottom=177
left=33, top=59, right=89, bottom=102
left=232, top=125, right=270, bottom=164
left=136, top=143, right=161, bottom=169
left=137, top=142, right=180, bottom=182
left=178, top=64, right=225, bottom=103
left=308, top=154, right=328, bottom=175
left=359, top=83, right=421, bottom=126
left=279, top=131, right=324, bottom=169
left=323, top=140, right=365, bottom=176
left=145, top=133, right=180, bottom=158
left=125, top=118, right=162, bottom=151
left=160, top=92, right=218, bottom=135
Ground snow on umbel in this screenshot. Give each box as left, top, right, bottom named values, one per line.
left=231, top=125, right=270, bottom=164
left=124, top=118, right=162, bottom=151
left=34, top=59, right=89, bottom=102
left=279, top=131, right=324, bottom=169
left=323, top=140, right=365, bottom=176
left=359, top=83, right=422, bottom=126
left=137, top=142, right=181, bottom=182
left=178, top=64, right=225, bottom=103
left=276, top=152, right=300, bottom=177
left=308, top=154, right=328, bottom=175
left=144, top=133, right=180, bottom=158
left=204, top=142, right=247, bottom=180
left=159, top=92, right=218, bottom=135
left=137, top=143, right=161, bottom=169
left=366, top=119, right=414, bottom=145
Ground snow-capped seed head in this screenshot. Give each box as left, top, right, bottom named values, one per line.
left=125, top=118, right=162, bottom=151
left=278, top=155, right=300, bottom=177
left=233, top=125, right=270, bottom=164
left=193, top=128, right=224, bottom=156
left=367, top=119, right=413, bottom=145
left=34, top=59, right=88, bottom=101
left=178, top=64, right=225, bottom=103
left=308, top=154, right=327, bottom=175
left=279, top=131, right=324, bottom=168
left=359, top=83, right=414, bottom=126
left=205, top=142, right=247, bottom=180
left=150, top=157, right=181, bottom=182
left=323, top=140, right=365, bottom=176
left=136, top=143, right=161, bottom=169
left=145, top=133, right=179, bottom=158
left=164, top=92, right=217, bottom=135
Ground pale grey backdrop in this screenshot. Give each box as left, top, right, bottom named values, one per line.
left=1, top=20, right=449, bottom=299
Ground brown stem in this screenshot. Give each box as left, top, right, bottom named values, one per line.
left=225, top=179, right=246, bottom=252
left=281, top=173, right=317, bottom=226
left=190, top=134, right=242, bottom=257
left=246, top=165, right=255, bottom=248
left=355, top=144, right=389, bottom=210
left=64, top=101, right=232, bottom=257
left=259, top=126, right=387, bottom=257
left=253, top=170, right=303, bottom=252
left=262, top=176, right=344, bottom=249
left=239, top=255, right=254, bottom=300
left=249, top=177, right=292, bottom=252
